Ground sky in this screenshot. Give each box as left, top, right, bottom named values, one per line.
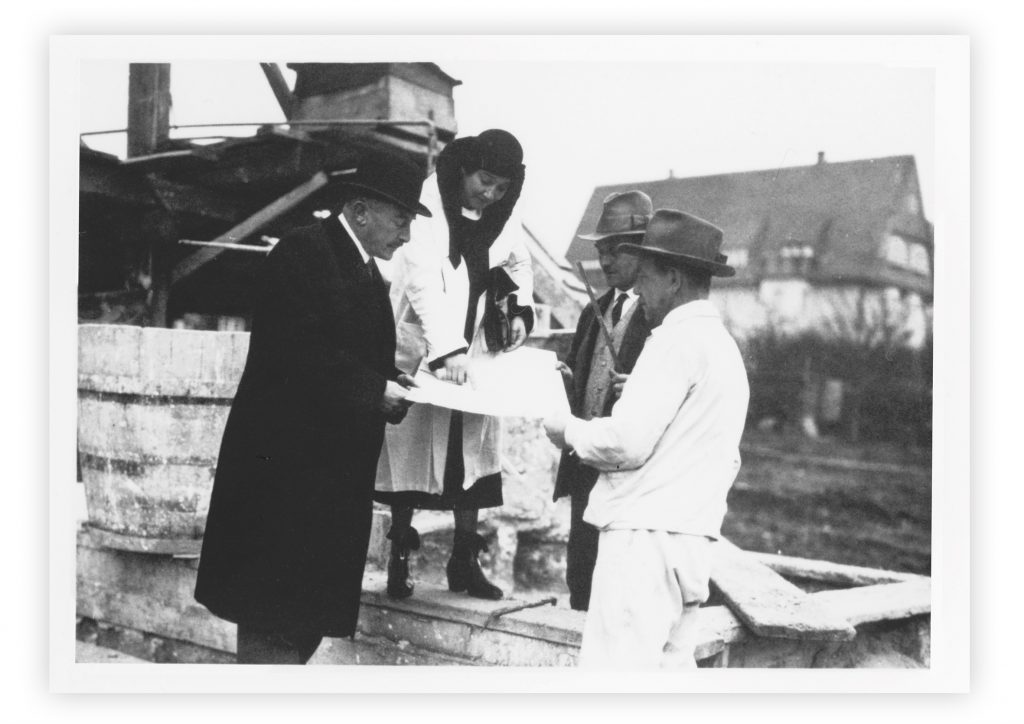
left=79, top=50, right=935, bottom=257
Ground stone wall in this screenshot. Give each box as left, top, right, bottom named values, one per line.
left=76, top=527, right=931, bottom=669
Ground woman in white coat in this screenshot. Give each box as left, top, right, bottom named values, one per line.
left=374, top=129, right=534, bottom=600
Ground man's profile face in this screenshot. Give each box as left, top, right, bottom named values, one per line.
left=595, top=236, right=640, bottom=291
left=360, top=199, right=414, bottom=260
left=633, top=256, right=676, bottom=327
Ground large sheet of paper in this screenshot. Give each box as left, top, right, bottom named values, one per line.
left=404, top=346, right=569, bottom=418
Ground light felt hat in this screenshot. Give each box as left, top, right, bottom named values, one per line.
left=577, top=190, right=654, bottom=241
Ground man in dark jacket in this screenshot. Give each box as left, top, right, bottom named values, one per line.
left=554, top=190, right=654, bottom=611
left=194, top=150, right=430, bottom=664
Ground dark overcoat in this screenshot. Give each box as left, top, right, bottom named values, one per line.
left=194, top=216, right=399, bottom=638
left=552, top=289, right=651, bottom=501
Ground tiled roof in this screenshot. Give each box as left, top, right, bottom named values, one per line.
left=566, top=155, right=932, bottom=295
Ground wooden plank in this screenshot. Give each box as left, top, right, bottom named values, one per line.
left=80, top=157, right=250, bottom=222
left=748, top=551, right=927, bottom=587
left=145, top=175, right=250, bottom=222
left=809, top=579, right=931, bottom=626
left=121, top=150, right=198, bottom=166
left=171, top=171, right=329, bottom=285
left=709, top=538, right=857, bottom=641
left=80, top=154, right=156, bottom=206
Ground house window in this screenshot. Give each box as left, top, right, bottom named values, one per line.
left=885, top=234, right=930, bottom=275
left=725, top=248, right=748, bottom=269
left=884, top=234, right=910, bottom=266
left=908, top=243, right=931, bottom=275
left=779, top=244, right=814, bottom=275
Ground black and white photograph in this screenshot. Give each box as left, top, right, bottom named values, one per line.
left=47, top=33, right=971, bottom=698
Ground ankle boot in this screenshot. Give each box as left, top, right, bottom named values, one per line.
left=446, top=530, right=503, bottom=600
left=385, top=526, right=420, bottom=600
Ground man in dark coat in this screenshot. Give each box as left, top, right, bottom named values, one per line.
left=554, top=190, right=654, bottom=611
left=194, top=150, right=431, bottom=664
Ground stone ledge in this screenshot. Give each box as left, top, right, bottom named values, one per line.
left=357, top=570, right=745, bottom=664
left=76, top=640, right=148, bottom=664
left=76, top=532, right=931, bottom=667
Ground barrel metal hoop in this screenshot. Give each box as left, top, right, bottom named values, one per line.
left=78, top=451, right=219, bottom=472
left=77, top=388, right=234, bottom=406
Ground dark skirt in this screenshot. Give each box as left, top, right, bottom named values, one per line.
left=373, top=411, right=503, bottom=511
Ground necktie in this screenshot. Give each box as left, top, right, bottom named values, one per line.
left=366, top=257, right=379, bottom=282
left=611, top=292, right=629, bottom=327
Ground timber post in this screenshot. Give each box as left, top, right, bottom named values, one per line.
left=127, top=64, right=171, bottom=158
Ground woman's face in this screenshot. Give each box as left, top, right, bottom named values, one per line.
left=460, top=168, right=512, bottom=212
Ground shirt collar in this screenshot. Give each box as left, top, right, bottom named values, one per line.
left=660, top=299, right=721, bottom=327
left=336, top=212, right=371, bottom=264
left=460, top=206, right=482, bottom=221
left=614, top=287, right=639, bottom=302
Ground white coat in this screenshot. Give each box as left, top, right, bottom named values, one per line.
left=375, top=179, right=534, bottom=495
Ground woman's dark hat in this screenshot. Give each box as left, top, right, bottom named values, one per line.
left=328, top=150, right=432, bottom=217
left=578, top=190, right=654, bottom=241
left=463, top=129, right=525, bottom=180
left=618, top=209, right=735, bottom=277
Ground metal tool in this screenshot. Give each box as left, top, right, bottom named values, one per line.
left=483, top=596, right=558, bottom=629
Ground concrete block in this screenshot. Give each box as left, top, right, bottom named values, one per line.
left=77, top=533, right=234, bottom=653
left=76, top=639, right=148, bottom=664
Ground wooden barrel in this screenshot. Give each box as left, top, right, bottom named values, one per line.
left=77, top=324, right=250, bottom=552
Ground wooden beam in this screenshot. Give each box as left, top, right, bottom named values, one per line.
left=80, top=156, right=155, bottom=206
left=171, top=171, right=329, bottom=285
left=80, top=154, right=251, bottom=222
left=709, top=538, right=857, bottom=641
left=260, top=62, right=295, bottom=118
left=809, top=579, right=931, bottom=627
left=145, top=175, right=250, bottom=222
left=127, top=64, right=171, bottom=158
left=748, top=551, right=927, bottom=588
left=141, top=210, right=179, bottom=327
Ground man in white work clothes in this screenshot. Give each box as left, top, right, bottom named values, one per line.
left=544, top=208, right=749, bottom=668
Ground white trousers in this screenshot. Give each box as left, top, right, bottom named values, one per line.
left=579, top=529, right=712, bottom=669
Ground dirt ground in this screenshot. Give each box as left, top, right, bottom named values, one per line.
left=723, top=430, right=932, bottom=575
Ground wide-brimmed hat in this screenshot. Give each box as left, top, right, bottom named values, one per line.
left=618, top=209, right=735, bottom=277
left=328, top=149, right=432, bottom=217
left=578, top=190, right=654, bottom=241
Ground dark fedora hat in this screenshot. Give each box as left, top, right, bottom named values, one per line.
left=328, top=150, right=432, bottom=217
left=618, top=209, right=735, bottom=277
left=578, top=190, right=654, bottom=241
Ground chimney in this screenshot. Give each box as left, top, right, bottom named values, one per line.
left=287, top=63, right=460, bottom=152
left=817, top=151, right=826, bottom=165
